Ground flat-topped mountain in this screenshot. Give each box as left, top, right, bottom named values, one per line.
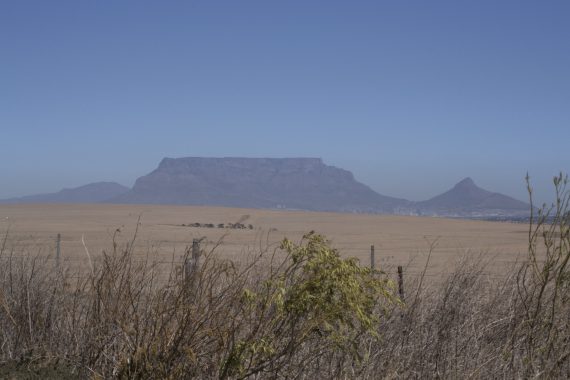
left=0, top=182, right=129, bottom=204
left=112, top=157, right=408, bottom=213
left=414, top=177, right=529, bottom=217
left=0, top=158, right=532, bottom=218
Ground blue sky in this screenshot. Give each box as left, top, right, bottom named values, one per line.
left=1, top=1, right=568, bottom=204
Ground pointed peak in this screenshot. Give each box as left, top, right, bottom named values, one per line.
left=455, top=177, right=476, bottom=187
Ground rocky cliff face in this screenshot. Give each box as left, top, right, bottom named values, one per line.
left=113, top=157, right=408, bottom=212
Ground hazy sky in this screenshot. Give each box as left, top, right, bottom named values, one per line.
left=1, top=1, right=569, bottom=204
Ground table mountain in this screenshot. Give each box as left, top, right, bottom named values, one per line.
left=112, top=157, right=408, bottom=213
left=1, top=159, right=532, bottom=218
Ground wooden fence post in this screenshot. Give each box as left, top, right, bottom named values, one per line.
left=192, top=238, right=200, bottom=269
left=185, top=238, right=201, bottom=282
left=397, top=265, right=405, bottom=301
left=370, top=245, right=375, bottom=270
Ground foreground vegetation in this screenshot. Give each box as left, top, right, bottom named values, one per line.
left=0, top=175, right=569, bottom=379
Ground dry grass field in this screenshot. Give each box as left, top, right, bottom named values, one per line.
left=0, top=203, right=529, bottom=279
left=1, top=195, right=569, bottom=378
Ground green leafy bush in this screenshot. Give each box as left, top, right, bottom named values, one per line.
left=221, top=233, right=397, bottom=378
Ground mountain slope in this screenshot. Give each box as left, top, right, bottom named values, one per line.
left=0, top=161, right=531, bottom=218
left=113, top=157, right=408, bottom=212
left=415, top=177, right=529, bottom=216
left=0, top=182, right=130, bottom=204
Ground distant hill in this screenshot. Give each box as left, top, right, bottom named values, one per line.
left=0, top=159, right=532, bottom=218
left=413, top=177, right=529, bottom=217
left=0, top=182, right=129, bottom=204
left=112, top=157, right=409, bottom=213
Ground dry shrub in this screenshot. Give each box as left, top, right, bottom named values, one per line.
left=0, top=231, right=396, bottom=379
left=364, top=174, right=570, bottom=379
left=0, top=174, right=569, bottom=379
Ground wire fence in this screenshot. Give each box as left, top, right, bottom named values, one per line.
left=3, top=233, right=522, bottom=284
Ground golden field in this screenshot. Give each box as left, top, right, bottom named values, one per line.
left=0, top=203, right=529, bottom=279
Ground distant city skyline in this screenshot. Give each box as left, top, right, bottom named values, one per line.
left=1, top=1, right=568, bottom=205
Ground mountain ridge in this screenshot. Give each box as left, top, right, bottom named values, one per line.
left=0, top=158, right=530, bottom=217
left=0, top=182, right=129, bottom=204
